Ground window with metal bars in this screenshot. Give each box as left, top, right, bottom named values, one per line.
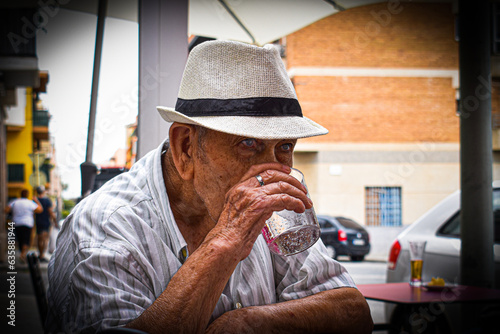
left=365, top=186, right=402, bottom=227
left=7, top=164, right=25, bottom=182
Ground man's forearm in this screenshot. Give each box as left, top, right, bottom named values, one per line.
left=126, top=235, right=241, bottom=334
left=207, top=287, right=373, bottom=334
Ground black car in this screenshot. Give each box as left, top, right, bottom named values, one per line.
left=318, top=215, right=370, bottom=261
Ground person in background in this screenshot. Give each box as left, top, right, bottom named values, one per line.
left=34, top=186, right=57, bottom=262
left=4, top=188, right=43, bottom=263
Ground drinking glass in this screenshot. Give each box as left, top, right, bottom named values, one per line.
left=261, top=168, right=320, bottom=256
left=408, top=240, right=427, bottom=286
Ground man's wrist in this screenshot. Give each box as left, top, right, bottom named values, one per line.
left=204, top=230, right=255, bottom=263
left=203, top=233, right=241, bottom=261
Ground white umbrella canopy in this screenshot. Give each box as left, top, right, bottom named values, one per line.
left=59, top=0, right=339, bottom=46
left=189, top=0, right=338, bottom=46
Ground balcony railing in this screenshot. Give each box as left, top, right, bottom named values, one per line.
left=33, top=109, right=50, bottom=127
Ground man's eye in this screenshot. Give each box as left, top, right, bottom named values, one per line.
left=281, top=143, right=293, bottom=151
left=241, top=139, right=257, bottom=148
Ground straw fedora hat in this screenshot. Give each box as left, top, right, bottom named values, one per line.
left=157, top=40, right=328, bottom=140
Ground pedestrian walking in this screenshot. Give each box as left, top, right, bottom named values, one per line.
left=34, top=186, right=57, bottom=262
left=4, top=189, right=43, bottom=263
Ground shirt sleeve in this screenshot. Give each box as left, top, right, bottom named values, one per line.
left=65, top=244, right=156, bottom=332
left=50, top=203, right=180, bottom=333
left=272, top=238, right=357, bottom=302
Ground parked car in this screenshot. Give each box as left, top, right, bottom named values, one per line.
left=385, top=183, right=500, bottom=332
left=318, top=215, right=370, bottom=261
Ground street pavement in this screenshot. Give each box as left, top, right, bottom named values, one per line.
left=1, top=257, right=47, bottom=334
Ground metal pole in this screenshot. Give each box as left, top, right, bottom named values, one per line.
left=458, top=0, right=494, bottom=288
left=137, top=0, right=188, bottom=158
left=0, top=107, right=7, bottom=262
left=81, top=0, right=107, bottom=197
left=85, top=0, right=107, bottom=163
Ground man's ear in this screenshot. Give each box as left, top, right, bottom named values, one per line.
left=168, top=123, right=196, bottom=180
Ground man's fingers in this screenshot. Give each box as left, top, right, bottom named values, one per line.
left=242, top=164, right=307, bottom=195
left=257, top=193, right=309, bottom=214
left=227, top=164, right=312, bottom=216
left=229, top=182, right=311, bottom=217
left=256, top=170, right=307, bottom=194
left=261, top=181, right=312, bottom=209
left=240, top=163, right=290, bottom=184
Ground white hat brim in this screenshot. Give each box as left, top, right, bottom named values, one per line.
left=157, top=106, right=328, bottom=140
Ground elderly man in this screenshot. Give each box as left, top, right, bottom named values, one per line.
left=47, top=40, right=372, bottom=333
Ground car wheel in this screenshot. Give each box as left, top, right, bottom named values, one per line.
left=326, top=245, right=337, bottom=259
left=350, top=255, right=364, bottom=262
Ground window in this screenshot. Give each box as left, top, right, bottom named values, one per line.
left=318, top=218, right=335, bottom=229
left=7, top=164, right=24, bottom=182
left=365, top=186, right=402, bottom=227
left=40, top=163, right=52, bottom=183
left=438, top=189, right=500, bottom=243
left=336, top=217, right=363, bottom=230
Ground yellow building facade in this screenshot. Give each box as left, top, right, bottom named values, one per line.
left=6, top=87, right=34, bottom=200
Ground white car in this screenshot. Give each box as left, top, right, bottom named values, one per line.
left=385, top=183, right=500, bottom=332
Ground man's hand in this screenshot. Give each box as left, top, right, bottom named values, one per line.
left=209, top=163, right=312, bottom=261
left=33, top=197, right=43, bottom=214
left=127, top=163, right=315, bottom=334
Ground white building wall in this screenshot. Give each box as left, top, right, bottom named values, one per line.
left=294, top=142, right=467, bottom=226
left=5, top=87, right=27, bottom=127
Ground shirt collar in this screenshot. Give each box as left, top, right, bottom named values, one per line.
left=148, top=138, right=188, bottom=263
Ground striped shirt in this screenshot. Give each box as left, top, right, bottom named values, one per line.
left=46, top=140, right=356, bottom=333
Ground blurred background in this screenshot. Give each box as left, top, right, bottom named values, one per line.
left=1, top=0, right=499, bottom=333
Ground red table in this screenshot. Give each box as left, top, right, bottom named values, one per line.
left=357, top=283, right=500, bottom=333
left=358, top=282, right=500, bottom=304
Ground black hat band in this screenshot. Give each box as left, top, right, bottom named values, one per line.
left=175, top=97, right=303, bottom=117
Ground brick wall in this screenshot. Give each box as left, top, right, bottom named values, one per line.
left=287, top=3, right=459, bottom=143
left=493, top=81, right=500, bottom=125
left=287, top=3, right=458, bottom=69
left=295, top=76, right=458, bottom=143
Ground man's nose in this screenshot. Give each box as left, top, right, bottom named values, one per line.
left=259, top=148, right=280, bottom=164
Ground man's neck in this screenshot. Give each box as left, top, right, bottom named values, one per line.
left=162, top=150, right=215, bottom=254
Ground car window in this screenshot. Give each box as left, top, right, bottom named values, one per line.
left=336, top=217, right=362, bottom=229
left=318, top=218, right=335, bottom=229
left=438, top=189, right=500, bottom=243
left=438, top=213, right=460, bottom=237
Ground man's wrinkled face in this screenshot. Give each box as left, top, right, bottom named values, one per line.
left=191, top=128, right=297, bottom=222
